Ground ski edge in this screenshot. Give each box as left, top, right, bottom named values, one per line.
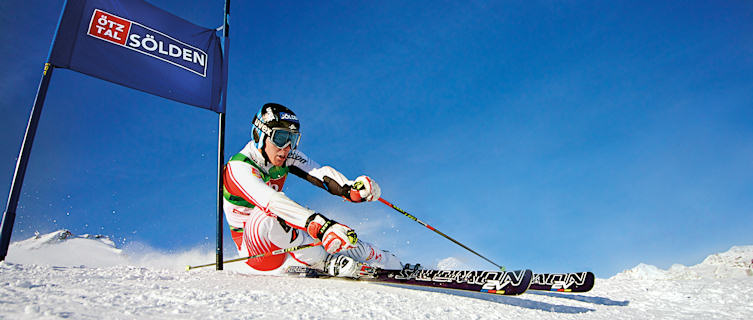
left=286, top=266, right=534, bottom=296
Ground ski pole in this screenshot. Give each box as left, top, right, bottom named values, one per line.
left=186, top=242, right=322, bottom=271
left=378, top=197, right=505, bottom=271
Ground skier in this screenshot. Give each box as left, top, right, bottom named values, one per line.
left=223, top=103, right=401, bottom=278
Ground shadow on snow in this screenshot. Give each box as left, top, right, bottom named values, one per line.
left=528, top=291, right=630, bottom=306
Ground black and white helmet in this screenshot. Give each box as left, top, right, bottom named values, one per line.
left=251, top=103, right=301, bottom=150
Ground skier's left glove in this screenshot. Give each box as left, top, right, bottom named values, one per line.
left=306, top=214, right=358, bottom=254
left=349, top=176, right=381, bottom=202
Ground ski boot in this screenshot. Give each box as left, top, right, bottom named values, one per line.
left=323, top=254, right=376, bottom=279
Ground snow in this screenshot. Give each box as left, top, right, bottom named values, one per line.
left=2, top=230, right=753, bottom=319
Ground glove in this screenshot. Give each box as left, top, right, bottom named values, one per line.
left=305, top=214, right=358, bottom=254
left=349, top=176, right=381, bottom=202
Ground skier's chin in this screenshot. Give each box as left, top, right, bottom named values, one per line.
left=271, top=155, right=286, bottom=166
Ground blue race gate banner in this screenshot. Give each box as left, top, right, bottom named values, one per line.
left=49, top=0, right=224, bottom=112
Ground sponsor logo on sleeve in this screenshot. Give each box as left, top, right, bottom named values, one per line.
left=87, top=9, right=208, bottom=77
left=286, top=152, right=308, bottom=164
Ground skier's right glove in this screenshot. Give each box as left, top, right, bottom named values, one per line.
left=305, top=213, right=358, bottom=254
left=348, top=176, right=381, bottom=202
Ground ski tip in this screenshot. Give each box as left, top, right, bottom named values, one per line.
left=529, top=271, right=595, bottom=292
left=185, top=265, right=192, bottom=271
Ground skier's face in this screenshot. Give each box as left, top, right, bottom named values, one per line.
left=265, top=138, right=291, bottom=166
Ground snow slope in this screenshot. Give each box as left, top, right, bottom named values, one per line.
left=1, top=230, right=752, bottom=319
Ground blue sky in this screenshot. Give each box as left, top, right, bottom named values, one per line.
left=1, top=0, right=752, bottom=277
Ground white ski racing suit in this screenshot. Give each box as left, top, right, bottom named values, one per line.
left=223, top=142, right=400, bottom=271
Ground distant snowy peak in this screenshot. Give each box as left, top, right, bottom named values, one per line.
left=6, top=230, right=127, bottom=267
left=701, top=245, right=753, bottom=268
left=436, top=257, right=471, bottom=270
left=613, top=245, right=753, bottom=280
left=12, top=230, right=118, bottom=251
left=613, top=263, right=670, bottom=280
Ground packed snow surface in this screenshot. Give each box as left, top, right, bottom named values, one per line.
left=2, top=230, right=752, bottom=319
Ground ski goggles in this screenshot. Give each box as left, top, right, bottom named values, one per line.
left=268, top=128, right=301, bottom=149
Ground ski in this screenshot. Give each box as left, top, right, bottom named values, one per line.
left=375, top=266, right=533, bottom=296
left=286, top=265, right=533, bottom=296
left=529, top=272, right=595, bottom=292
